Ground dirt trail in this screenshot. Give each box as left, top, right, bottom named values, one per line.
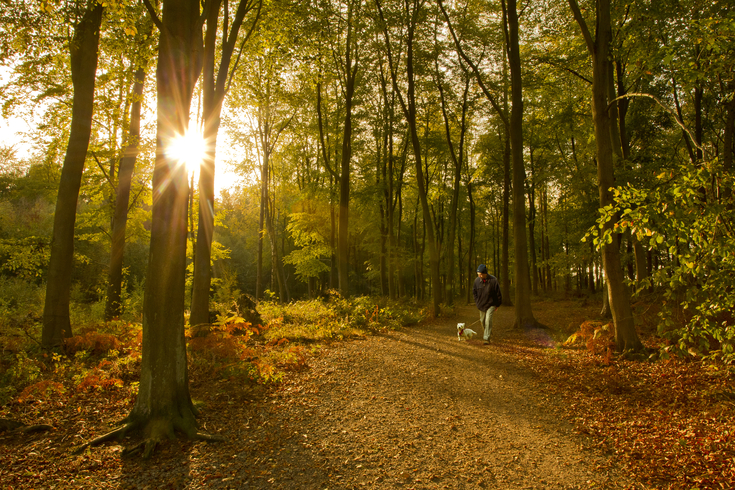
left=3, top=305, right=638, bottom=489
left=195, top=304, right=634, bottom=489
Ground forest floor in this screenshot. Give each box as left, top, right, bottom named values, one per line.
left=1, top=298, right=734, bottom=489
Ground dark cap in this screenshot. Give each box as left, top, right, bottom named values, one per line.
left=477, top=264, right=488, bottom=273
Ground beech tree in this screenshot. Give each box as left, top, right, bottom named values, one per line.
left=189, top=0, right=261, bottom=329
left=85, top=0, right=220, bottom=455
left=42, top=0, right=104, bottom=348
left=503, top=0, right=542, bottom=329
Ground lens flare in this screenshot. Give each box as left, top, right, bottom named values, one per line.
left=166, top=127, right=207, bottom=176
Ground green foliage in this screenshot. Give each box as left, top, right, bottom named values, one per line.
left=258, top=293, right=427, bottom=342
left=593, top=162, right=735, bottom=363
left=284, top=211, right=331, bottom=282
left=0, top=276, right=44, bottom=327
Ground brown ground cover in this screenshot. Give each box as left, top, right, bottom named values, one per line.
left=0, top=298, right=733, bottom=489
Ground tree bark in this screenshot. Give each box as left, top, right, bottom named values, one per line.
left=42, top=1, right=104, bottom=348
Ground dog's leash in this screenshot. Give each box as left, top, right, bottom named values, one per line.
left=467, top=319, right=481, bottom=327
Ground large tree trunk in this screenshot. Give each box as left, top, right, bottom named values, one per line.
left=125, top=0, right=205, bottom=450
left=42, top=1, right=104, bottom=348
left=569, top=0, right=642, bottom=352
left=505, top=0, right=539, bottom=329
left=105, top=65, right=147, bottom=321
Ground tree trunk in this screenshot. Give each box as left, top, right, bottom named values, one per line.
left=723, top=95, right=734, bottom=199
left=527, top=146, right=538, bottom=296
left=191, top=0, right=259, bottom=324
left=505, top=0, right=539, bottom=329
left=569, top=0, right=642, bottom=352
left=265, top=188, right=288, bottom=303
left=376, top=0, right=440, bottom=316
left=105, top=65, right=147, bottom=321
left=437, top=68, right=469, bottom=307
left=126, top=0, right=204, bottom=449
left=190, top=0, right=223, bottom=326
left=466, top=180, right=476, bottom=304
left=338, top=2, right=358, bottom=297
left=42, top=1, right=104, bottom=348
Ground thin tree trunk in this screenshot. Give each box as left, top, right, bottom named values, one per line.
left=256, top=154, right=266, bottom=301
left=43, top=2, right=104, bottom=348
left=191, top=0, right=260, bottom=324
left=466, top=180, right=476, bottom=305
left=376, top=0, right=441, bottom=316
left=528, top=146, right=538, bottom=296
left=105, top=65, right=147, bottom=321
left=338, top=1, right=358, bottom=298
left=436, top=66, right=469, bottom=307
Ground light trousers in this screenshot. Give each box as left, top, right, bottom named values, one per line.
left=479, top=306, right=497, bottom=341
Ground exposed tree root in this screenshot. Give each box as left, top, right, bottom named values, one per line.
left=194, top=432, right=225, bottom=442
left=121, top=440, right=147, bottom=458
left=74, top=411, right=224, bottom=458
left=73, top=422, right=136, bottom=454
left=0, top=418, right=53, bottom=435
left=21, top=424, right=54, bottom=434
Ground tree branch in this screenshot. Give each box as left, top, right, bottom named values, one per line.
left=141, top=0, right=163, bottom=31
left=567, top=0, right=595, bottom=55
left=607, top=92, right=706, bottom=158
left=437, top=0, right=508, bottom=129
left=91, top=151, right=115, bottom=190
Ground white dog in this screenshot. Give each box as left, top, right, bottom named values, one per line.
left=457, top=323, right=477, bottom=341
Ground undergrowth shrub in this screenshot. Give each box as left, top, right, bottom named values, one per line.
left=65, top=331, right=120, bottom=356
left=593, top=162, right=735, bottom=363
left=17, top=379, right=65, bottom=403
left=564, top=320, right=615, bottom=364
left=259, top=292, right=427, bottom=342
left=188, top=308, right=315, bottom=385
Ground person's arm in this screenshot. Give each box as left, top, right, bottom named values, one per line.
left=495, top=281, right=502, bottom=306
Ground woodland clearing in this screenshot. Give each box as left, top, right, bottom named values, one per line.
left=0, top=299, right=733, bottom=489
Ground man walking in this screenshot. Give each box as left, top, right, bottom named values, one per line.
left=473, top=264, right=502, bottom=345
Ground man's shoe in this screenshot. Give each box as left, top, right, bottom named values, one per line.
left=483, top=340, right=490, bottom=345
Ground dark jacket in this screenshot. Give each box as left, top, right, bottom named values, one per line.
left=473, top=274, right=502, bottom=312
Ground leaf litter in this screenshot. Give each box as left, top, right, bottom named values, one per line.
left=0, top=300, right=732, bottom=489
